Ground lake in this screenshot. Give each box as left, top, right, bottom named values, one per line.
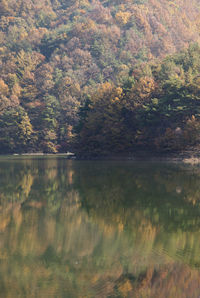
left=0, top=157, right=200, bottom=297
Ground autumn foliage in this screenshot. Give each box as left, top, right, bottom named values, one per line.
left=0, top=0, right=200, bottom=153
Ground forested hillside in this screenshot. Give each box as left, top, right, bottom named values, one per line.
left=78, top=44, right=200, bottom=156
left=0, top=0, right=200, bottom=153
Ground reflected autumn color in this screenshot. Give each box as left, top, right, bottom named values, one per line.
left=0, top=158, right=200, bottom=297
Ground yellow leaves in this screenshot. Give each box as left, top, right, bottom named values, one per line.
left=118, top=279, right=132, bottom=297
left=0, top=213, right=10, bottom=232
left=12, top=83, right=21, bottom=97
left=118, top=222, right=124, bottom=232
left=94, top=83, right=123, bottom=104
left=119, top=64, right=129, bottom=71
left=13, top=205, right=23, bottom=230
left=19, top=30, right=28, bottom=40
left=130, top=76, right=156, bottom=105
left=139, top=4, right=149, bottom=14
left=103, top=224, right=115, bottom=236
left=91, top=274, right=99, bottom=284
left=62, top=76, right=74, bottom=88
left=43, top=140, right=58, bottom=153
left=73, top=15, right=81, bottom=22
left=116, top=87, right=123, bottom=97
left=0, top=46, right=5, bottom=54
left=138, top=219, right=157, bottom=242
left=100, top=81, right=112, bottom=93
left=151, top=98, right=158, bottom=105
left=79, top=0, right=90, bottom=7
left=20, top=173, right=34, bottom=197
left=138, top=77, right=155, bottom=95
left=115, top=11, right=131, bottom=25
left=67, top=125, right=73, bottom=138
left=167, top=1, right=180, bottom=14
left=18, top=114, right=33, bottom=142
left=0, top=79, right=9, bottom=96
left=168, top=1, right=179, bottom=9
left=93, top=82, right=112, bottom=102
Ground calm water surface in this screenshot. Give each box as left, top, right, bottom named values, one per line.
left=0, top=157, right=200, bottom=297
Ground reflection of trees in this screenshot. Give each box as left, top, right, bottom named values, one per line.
left=0, top=158, right=112, bottom=297
left=74, top=162, right=200, bottom=296
left=1, top=160, right=200, bottom=296
left=0, top=159, right=35, bottom=205
left=75, top=162, right=200, bottom=267
left=76, top=162, right=200, bottom=232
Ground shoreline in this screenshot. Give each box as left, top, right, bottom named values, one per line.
left=75, top=148, right=200, bottom=164
left=1, top=151, right=199, bottom=164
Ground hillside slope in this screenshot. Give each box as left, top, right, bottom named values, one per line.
left=0, top=0, right=200, bottom=152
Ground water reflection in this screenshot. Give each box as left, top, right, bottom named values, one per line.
left=0, top=158, right=200, bottom=297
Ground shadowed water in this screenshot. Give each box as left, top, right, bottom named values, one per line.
left=0, top=157, right=200, bottom=297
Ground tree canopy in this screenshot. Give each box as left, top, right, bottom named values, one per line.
left=0, top=0, right=200, bottom=153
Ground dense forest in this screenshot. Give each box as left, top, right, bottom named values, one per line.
left=0, top=0, right=200, bottom=154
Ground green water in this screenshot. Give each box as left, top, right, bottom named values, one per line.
left=0, top=157, right=200, bottom=297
